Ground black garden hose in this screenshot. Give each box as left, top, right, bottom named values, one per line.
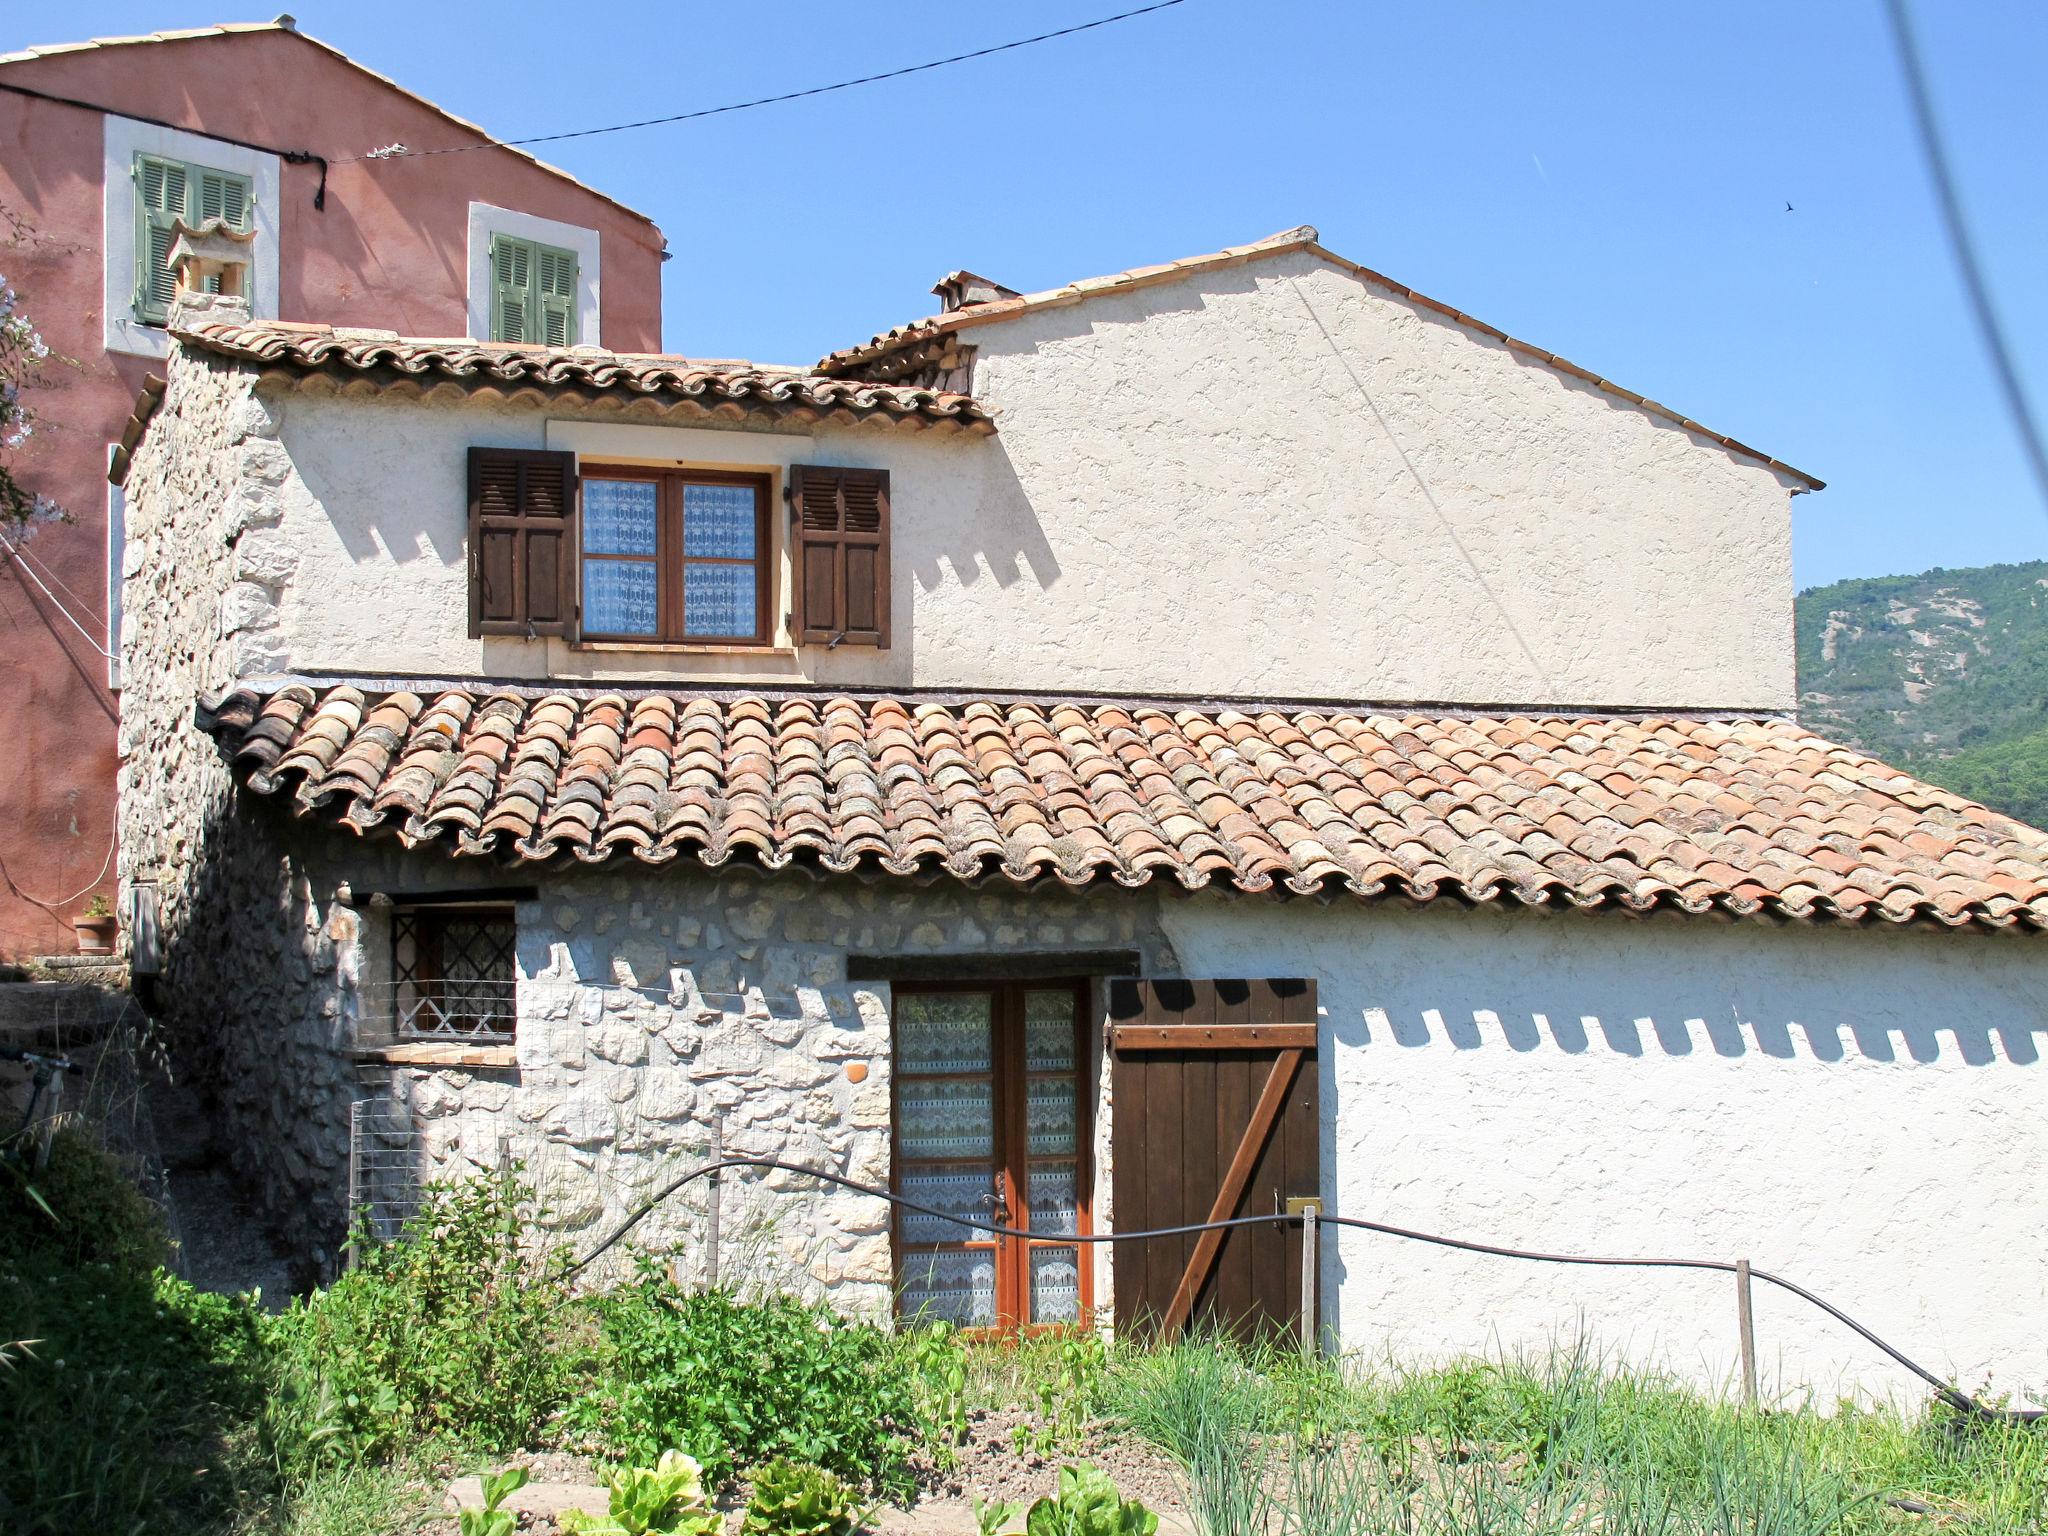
left=558, top=1155, right=2042, bottom=1426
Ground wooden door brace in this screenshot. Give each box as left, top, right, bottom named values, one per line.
left=1160, top=1046, right=1304, bottom=1338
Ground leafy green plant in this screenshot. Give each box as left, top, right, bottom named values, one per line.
left=975, top=1494, right=1025, bottom=1536
left=574, top=1267, right=919, bottom=1494
left=457, top=1464, right=530, bottom=1536
left=904, top=1320, right=970, bottom=1449
left=268, top=1168, right=573, bottom=1466
left=1023, top=1464, right=1158, bottom=1536
left=562, top=1450, right=722, bottom=1536
left=741, top=1458, right=869, bottom=1536
left=1010, top=1331, right=1108, bottom=1457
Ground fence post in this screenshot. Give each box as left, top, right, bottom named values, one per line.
left=706, top=1109, right=723, bottom=1291
left=345, top=1100, right=362, bottom=1271
left=1736, top=1257, right=1758, bottom=1406
left=1300, top=1205, right=1319, bottom=1356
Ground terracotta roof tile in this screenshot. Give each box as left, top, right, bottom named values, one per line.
left=170, top=320, right=993, bottom=433
left=198, top=686, right=2048, bottom=933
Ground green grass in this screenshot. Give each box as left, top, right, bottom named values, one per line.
left=1086, top=1332, right=2048, bottom=1536
left=261, top=1461, right=438, bottom=1536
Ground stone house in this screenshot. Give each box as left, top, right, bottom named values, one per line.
left=114, top=227, right=2048, bottom=1404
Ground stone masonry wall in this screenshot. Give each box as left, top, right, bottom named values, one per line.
left=364, top=866, right=1178, bottom=1317
left=117, top=308, right=361, bottom=1266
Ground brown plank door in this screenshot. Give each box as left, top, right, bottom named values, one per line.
left=1109, top=978, right=1319, bottom=1345
left=891, top=982, right=1092, bottom=1333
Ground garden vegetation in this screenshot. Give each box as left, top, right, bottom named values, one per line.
left=2, top=1134, right=2042, bottom=1534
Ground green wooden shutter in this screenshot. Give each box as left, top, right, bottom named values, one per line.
left=134, top=155, right=187, bottom=324
left=490, top=234, right=534, bottom=343
left=535, top=245, right=578, bottom=346
left=193, top=167, right=252, bottom=232
left=134, top=156, right=254, bottom=322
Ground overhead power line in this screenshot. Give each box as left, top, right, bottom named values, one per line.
left=341, top=0, right=1193, bottom=165
left=1883, top=0, right=2048, bottom=511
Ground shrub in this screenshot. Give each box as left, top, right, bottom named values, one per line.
left=574, top=1265, right=919, bottom=1495
left=269, top=1169, right=574, bottom=1465
left=741, top=1458, right=868, bottom=1536
left=0, top=1125, right=170, bottom=1273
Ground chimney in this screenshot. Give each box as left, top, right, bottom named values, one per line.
left=930, top=269, right=1020, bottom=314
left=168, top=218, right=257, bottom=304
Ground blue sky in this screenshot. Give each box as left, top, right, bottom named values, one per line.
left=24, top=1, right=2048, bottom=589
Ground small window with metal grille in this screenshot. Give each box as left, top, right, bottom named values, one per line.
left=391, top=903, right=517, bottom=1042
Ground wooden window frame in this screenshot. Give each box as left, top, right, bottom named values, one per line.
left=576, top=465, right=774, bottom=646
left=889, top=978, right=1097, bottom=1336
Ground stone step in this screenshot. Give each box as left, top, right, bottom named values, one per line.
left=444, top=1474, right=610, bottom=1521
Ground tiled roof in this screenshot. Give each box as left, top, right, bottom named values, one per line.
left=0, top=21, right=659, bottom=229
left=200, top=684, right=2048, bottom=932
left=172, top=320, right=995, bottom=432
left=818, top=226, right=1823, bottom=491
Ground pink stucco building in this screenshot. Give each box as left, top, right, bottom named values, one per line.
left=0, top=18, right=664, bottom=957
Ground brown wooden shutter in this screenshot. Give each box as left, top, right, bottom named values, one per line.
left=467, top=447, right=576, bottom=638
left=1108, top=979, right=1321, bottom=1344
left=790, top=464, right=890, bottom=647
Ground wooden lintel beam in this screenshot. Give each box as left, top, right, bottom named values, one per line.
left=1110, top=1024, right=1316, bottom=1051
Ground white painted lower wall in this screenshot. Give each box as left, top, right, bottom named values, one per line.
left=1157, top=896, right=2048, bottom=1409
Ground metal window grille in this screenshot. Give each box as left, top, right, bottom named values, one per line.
left=391, top=905, right=517, bottom=1041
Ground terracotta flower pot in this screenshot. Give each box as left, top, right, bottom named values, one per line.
left=73, top=915, right=116, bottom=955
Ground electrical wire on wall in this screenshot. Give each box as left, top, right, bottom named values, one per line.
left=0, top=531, right=119, bottom=912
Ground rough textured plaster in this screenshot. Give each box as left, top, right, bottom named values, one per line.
left=263, top=246, right=1795, bottom=708
left=1157, top=895, right=2046, bottom=1405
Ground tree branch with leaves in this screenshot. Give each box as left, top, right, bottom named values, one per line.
left=0, top=268, right=67, bottom=535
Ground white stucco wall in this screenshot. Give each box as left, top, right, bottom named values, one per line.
left=1158, top=896, right=2047, bottom=1408
left=256, top=244, right=1799, bottom=707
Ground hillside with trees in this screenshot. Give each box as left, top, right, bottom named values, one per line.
left=1796, top=559, right=2048, bottom=827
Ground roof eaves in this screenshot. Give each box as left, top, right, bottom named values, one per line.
left=159, top=319, right=997, bottom=434
left=820, top=226, right=1824, bottom=492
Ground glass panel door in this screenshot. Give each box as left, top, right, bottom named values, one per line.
left=894, top=982, right=1090, bottom=1333
left=895, top=991, right=1000, bottom=1327
left=1021, top=988, right=1083, bottom=1325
